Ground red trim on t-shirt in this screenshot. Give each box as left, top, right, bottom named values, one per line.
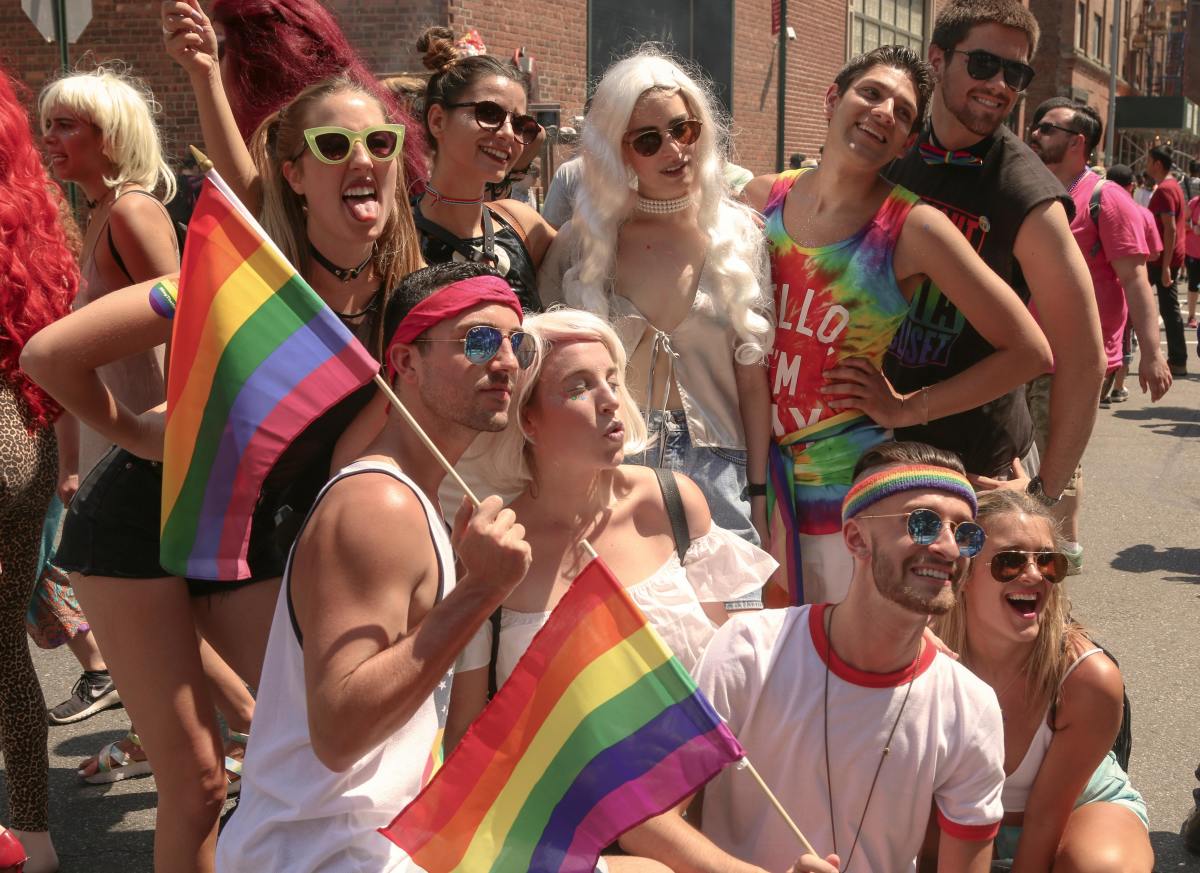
left=808, top=603, right=938, bottom=688
left=936, top=807, right=1001, bottom=841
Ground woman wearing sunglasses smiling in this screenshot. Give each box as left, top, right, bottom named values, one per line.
left=931, top=490, right=1152, bottom=872
left=540, top=49, right=774, bottom=566
left=413, top=27, right=555, bottom=313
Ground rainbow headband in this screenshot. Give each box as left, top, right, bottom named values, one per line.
left=842, top=464, right=977, bottom=523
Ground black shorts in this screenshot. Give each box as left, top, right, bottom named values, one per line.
left=1187, top=256, right=1200, bottom=292
left=56, top=446, right=282, bottom=596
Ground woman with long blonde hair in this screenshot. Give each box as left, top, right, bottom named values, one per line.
left=539, top=49, right=774, bottom=565
left=932, top=490, right=1152, bottom=871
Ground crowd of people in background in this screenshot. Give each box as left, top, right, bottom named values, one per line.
left=0, top=0, right=1193, bottom=870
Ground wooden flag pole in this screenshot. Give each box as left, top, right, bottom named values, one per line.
left=739, top=757, right=817, bottom=857
left=372, top=373, right=600, bottom=561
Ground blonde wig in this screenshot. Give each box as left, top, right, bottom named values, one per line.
left=39, top=64, right=176, bottom=203
left=467, top=306, right=649, bottom=496
left=934, top=489, right=1088, bottom=715
left=247, top=74, right=424, bottom=359
left=562, top=48, right=773, bottom=364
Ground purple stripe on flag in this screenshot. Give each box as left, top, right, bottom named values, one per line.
left=529, top=695, right=740, bottom=873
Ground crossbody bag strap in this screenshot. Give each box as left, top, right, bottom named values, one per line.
left=652, top=467, right=690, bottom=563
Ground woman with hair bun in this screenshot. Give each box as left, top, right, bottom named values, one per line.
left=539, top=48, right=774, bottom=562
left=414, top=26, right=555, bottom=312
left=0, top=61, right=78, bottom=873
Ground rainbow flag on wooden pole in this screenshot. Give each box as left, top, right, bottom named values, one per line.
left=380, top=557, right=742, bottom=873
left=160, top=161, right=379, bottom=580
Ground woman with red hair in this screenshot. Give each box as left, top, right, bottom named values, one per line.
left=0, top=63, right=78, bottom=873
left=205, top=0, right=428, bottom=190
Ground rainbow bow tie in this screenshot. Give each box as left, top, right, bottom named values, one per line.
left=919, top=142, right=984, bottom=167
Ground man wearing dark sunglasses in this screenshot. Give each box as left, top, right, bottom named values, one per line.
left=219, top=262, right=534, bottom=872
left=883, top=0, right=1106, bottom=524
left=625, top=441, right=1005, bottom=873
left=1025, top=96, right=1171, bottom=575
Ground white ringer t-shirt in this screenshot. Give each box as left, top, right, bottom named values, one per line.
left=696, top=604, right=1004, bottom=872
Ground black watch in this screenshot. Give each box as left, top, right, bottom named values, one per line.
left=1026, top=475, right=1061, bottom=507
left=745, top=482, right=768, bottom=499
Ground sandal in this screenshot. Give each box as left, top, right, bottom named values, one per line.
left=80, top=731, right=152, bottom=784
left=224, top=730, right=248, bottom=797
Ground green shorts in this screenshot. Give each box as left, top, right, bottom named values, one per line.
left=1025, top=375, right=1081, bottom=495
left=993, top=751, right=1148, bottom=861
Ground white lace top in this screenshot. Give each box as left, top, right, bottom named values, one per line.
left=458, top=525, right=776, bottom=685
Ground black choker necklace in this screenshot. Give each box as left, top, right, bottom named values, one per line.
left=309, top=243, right=373, bottom=282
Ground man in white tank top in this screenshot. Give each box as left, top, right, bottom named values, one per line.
left=622, top=441, right=1005, bottom=873
left=216, top=263, right=534, bottom=873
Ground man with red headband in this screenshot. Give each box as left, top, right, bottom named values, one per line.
left=624, top=440, right=1004, bottom=873
left=218, top=262, right=534, bottom=872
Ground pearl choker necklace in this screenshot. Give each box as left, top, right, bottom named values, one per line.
left=635, top=194, right=693, bottom=214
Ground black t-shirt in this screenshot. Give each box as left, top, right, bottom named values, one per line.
left=881, top=124, right=1070, bottom=476
left=414, top=203, right=543, bottom=313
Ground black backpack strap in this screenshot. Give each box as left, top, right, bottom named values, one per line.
left=1089, top=179, right=1106, bottom=258
left=486, top=607, right=502, bottom=701
left=653, top=468, right=690, bottom=563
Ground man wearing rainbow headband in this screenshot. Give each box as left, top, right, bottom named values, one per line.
left=627, top=441, right=1005, bottom=873
left=218, top=262, right=534, bottom=873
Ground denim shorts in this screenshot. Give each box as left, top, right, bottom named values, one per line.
left=624, top=409, right=761, bottom=610
left=993, top=751, right=1148, bottom=861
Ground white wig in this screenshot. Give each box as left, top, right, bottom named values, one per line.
left=562, top=48, right=773, bottom=363
left=466, top=307, right=649, bottom=496
left=39, top=63, right=176, bottom=203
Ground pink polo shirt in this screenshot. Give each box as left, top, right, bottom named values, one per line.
left=1187, top=196, right=1200, bottom=259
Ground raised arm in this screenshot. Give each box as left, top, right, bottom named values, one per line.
left=823, top=203, right=1053, bottom=427
left=1013, top=200, right=1106, bottom=497
left=162, top=0, right=262, bottom=212
left=21, top=277, right=176, bottom=460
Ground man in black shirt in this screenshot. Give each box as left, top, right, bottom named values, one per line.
left=883, top=0, right=1106, bottom=509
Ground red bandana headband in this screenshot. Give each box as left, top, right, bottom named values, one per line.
left=385, top=275, right=523, bottom=377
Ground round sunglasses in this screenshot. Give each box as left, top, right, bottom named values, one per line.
left=624, top=119, right=703, bottom=158
left=986, top=550, right=1069, bottom=584
left=855, top=507, right=986, bottom=558
left=443, top=100, right=542, bottom=145
left=416, top=325, right=535, bottom=368
left=945, top=48, right=1035, bottom=92
left=299, top=124, right=406, bottom=164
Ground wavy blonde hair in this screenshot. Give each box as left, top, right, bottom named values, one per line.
left=934, top=490, right=1088, bottom=715
left=466, top=307, right=648, bottom=495
left=561, top=48, right=773, bottom=364
left=39, top=63, right=175, bottom=203
left=248, top=74, right=424, bottom=359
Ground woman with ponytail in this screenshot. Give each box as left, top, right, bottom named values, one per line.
left=0, top=62, right=78, bottom=873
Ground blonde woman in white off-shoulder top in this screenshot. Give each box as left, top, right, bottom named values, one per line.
left=445, top=308, right=775, bottom=759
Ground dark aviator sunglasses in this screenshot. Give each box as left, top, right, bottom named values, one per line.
left=986, top=550, right=1069, bottom=584
left=946, top=48, right=1035, bottom=92
left=416, top=325, right=535, bottom=369
left=444, top=100, right=542, bottom=145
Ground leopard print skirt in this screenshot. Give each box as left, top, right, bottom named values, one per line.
left=0, top=383, right=55, bottom=830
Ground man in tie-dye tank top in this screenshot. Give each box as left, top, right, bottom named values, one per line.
left=744, top=46, right=1051, bottom=606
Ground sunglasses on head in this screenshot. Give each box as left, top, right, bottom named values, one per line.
left=625, top=119, right=703, bottom=158
left=946, top=48, right=1036, bottom=92
left=417, top=325, right=535, bottom=368
left=986, top=550, right=1069, bottom=584
left=300, top=125, right=406, bottom=164
left=444, top=100, right=542, bottom=145
left=855, top=507, right=986, bottom=558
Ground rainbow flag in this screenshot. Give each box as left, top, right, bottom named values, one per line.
left=381, top=558, right=745, bottom=873
left=160, top=172, right=378, bottom=580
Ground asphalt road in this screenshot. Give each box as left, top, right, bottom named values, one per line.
left=12, top=342, right=1200, bottom=872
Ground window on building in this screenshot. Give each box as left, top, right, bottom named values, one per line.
left=587, top=0, right=734, bottom=111
left=850, top=0, right=925, bottom=56
left=1076, top=2, right=1087, bottom=50
left=1092, top=12, right=1104, bottom=58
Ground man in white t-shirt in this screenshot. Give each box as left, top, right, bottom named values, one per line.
left=623, top=441, right=1004, bottom=873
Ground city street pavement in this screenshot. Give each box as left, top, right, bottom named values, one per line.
left=11, top=340, right=1200, bottom=871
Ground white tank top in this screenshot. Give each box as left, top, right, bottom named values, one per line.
left=216, top=460, right=456, bottom=873
left=1001, top=647, right=1104, bottom=813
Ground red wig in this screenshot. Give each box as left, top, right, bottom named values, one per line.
left=0, top=65, right=78, bottom=431
left=211, top=0, right=429, bottom=190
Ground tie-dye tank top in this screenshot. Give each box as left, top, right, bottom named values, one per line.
left=763, top=170, right=919, bottom=565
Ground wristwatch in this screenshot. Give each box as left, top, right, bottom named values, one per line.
left=745, top=482, right=768, bottom=499
left=1026, top=475, right=1061, bottom=507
